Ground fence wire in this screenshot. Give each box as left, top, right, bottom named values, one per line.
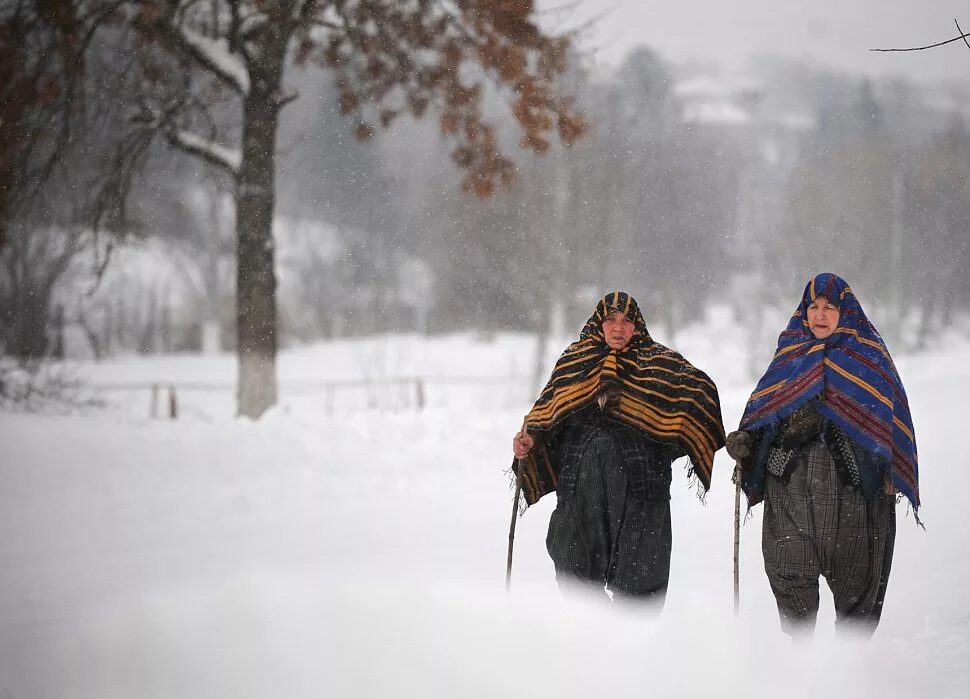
left=88, top=375, right=532, bottom=418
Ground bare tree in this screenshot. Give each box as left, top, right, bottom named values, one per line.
left=0, top=0, right=89, bottom=250
left=0, top=223, right=87, bottom=358
left=17, top=0, right=586, bottom=417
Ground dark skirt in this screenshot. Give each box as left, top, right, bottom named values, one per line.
left=545, top=425, right=672, bottom=604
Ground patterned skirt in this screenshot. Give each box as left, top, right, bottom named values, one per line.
left=762, top=439, right=895, bottom=636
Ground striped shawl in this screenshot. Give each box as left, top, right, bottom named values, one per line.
left=738, top=273, right=919, bottom=509
left=516, top=291, right=725, bottom=506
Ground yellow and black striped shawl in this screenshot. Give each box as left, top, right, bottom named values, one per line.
left=517, top=291, right=725, bottom=506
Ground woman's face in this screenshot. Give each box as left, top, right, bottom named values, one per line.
left=807, top=297, right=841, bottom=339
left=602, top=309, right=636, bottom=350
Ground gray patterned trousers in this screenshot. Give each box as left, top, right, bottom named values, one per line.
left=762, top=440, right=896, bottom=638
left=545, top=430, right=672, bottom=608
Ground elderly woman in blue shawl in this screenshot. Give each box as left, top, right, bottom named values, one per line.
left=726, top=273, right=919, bottom=639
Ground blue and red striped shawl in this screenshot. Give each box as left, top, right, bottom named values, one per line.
left=739, top=273, right=919, bottom=509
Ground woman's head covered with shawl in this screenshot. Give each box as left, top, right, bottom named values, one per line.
left=515, top=291, right=725, bottom=506
left=578, top=290, right=652, bottom=350
left=739, top=273, right=919, bottom=509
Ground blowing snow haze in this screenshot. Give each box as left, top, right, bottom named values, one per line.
left=555, top=0, right=970, bottom=86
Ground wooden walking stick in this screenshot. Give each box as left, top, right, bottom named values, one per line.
left=733, top=463, right=742, bottom=617
left=506, top=417, right=529, bottom=592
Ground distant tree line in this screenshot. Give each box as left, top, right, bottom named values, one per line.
left=3, top=4, right=970, bottom=381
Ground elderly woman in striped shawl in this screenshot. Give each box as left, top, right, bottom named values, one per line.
left=512, top=291, right=725, bottom=608
left=726, top=273, right=918, bottom=638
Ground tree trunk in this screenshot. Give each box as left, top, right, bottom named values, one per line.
left=201, top=187, right=225, bottom=355
left=235, top=86, right=281, bottom=418
left=52, top=304, right=65, bottom=360
left=9, top=281, right=50, bottom=360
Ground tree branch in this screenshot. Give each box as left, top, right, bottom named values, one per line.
left=293, top=0, right=341, bottom=32
left=870, top=23, right=970, bottom=52
left=237, top=4, right=269, bottom=41
left=174, top=23, right=250, bottom=94
left=956, top=19, right=970, bottom=52
left=165, top=128, right=241, bottom=176
left=143, top=7, right=250, bottom=95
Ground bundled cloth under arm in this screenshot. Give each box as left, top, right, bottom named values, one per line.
left=515, top=291, right=725, bottom=506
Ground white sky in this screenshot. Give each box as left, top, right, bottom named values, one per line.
left=546, top=0, right=970, bottom=85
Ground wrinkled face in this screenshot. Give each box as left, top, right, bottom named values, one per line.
left=807, top=296, right=841, bottom=339
left=602, top=309, right=636, bottom=350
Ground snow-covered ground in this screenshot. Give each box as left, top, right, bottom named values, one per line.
left=1, top=319, right=968, bottom=698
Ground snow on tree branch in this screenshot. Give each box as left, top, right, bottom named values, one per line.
left=173, top=24, right=251, bottom=95
left=167, top=129, right=241, bottom=176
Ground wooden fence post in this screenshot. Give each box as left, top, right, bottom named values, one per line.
left=168, top=384, right=178, bottom=419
